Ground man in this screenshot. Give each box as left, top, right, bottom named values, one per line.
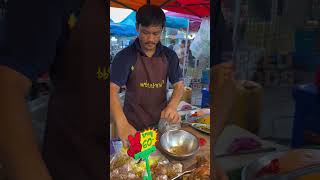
left=110, top=5, right=184, bottom=146
left=173, top=39, right=186, bottom=66
left=168, top=39, right=175, bottom=50
left=0, top=1, right=106, bottom=180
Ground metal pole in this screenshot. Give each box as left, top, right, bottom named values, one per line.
left=182, top=19, right=190, bottom=77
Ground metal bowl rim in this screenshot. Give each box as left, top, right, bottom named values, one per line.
left=160, top=129, right=200, bottom=158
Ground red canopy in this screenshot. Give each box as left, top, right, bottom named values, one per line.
left=165, top=11, right=202, bottom=31
left=110, top=0, right=210, bottom=18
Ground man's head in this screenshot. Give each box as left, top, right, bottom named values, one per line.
left=136, top=5, right=165, bottom=51
left=180, top=40, right=186, bottom=48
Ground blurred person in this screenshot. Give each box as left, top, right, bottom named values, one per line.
left=168, top=39, right=175, bottom=50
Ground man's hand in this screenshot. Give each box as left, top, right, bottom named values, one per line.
left=116, top=121, right=137, bottom=148
left=161, top=105, right=181, bottom=123
left=164, top=80, right=184, bottom=124
left=110, top=83, right=137, bottom=148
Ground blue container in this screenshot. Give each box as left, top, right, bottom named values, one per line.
left=294, top=30, right=316, bottom=56
left=291, top=84, right=320, bottom=148
left=201, top=69, right=209, bottom=84
left=292, top=54, right=320, bottom=71
left=201, top=88, right=210, bottom=108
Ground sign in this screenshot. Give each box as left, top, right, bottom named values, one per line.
left=127, top=129, right=158, bottom=180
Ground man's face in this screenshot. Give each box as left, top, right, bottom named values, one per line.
left=137, top=24, right=163, bottom=51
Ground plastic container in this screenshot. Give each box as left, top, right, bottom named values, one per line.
left=201, top=88, right=210, bottom=108
left=232, top=80, right=263, bottom=133
left=291, top=84, right=320, bottom=148
left=201, top=69, right=210, bottom=84
left=294, top=30, right=316, bottom=56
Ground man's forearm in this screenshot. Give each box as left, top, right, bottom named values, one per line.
left=0, top=67, right=51, bottom=180
left=110, top=91, right=128, bottom=126
left=168, top=81, right=184, bottom=109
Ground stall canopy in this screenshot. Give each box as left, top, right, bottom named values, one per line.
left=110, top=20, right=138, bottom=36
left=110, top=11, right=191, bottom=36
left=110, top=0, right=210, bottom=18
left=165, top=11, right=202, bottom=31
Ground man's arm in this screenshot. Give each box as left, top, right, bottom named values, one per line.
left=167, top=81, right=184, bottom=109
left=161, top=81, right=184, bottom=123
left=0, top=66, right=52, bottom=180
left=0, top=1, right=65, bottom=179
left=110, top=82, right=136, bottom=146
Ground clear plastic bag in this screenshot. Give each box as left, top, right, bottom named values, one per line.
left=158, top=118, right=181, bottom=134
left=110, top=147, right=183, bottom=180
left=190, top=17, right=210, bottom=61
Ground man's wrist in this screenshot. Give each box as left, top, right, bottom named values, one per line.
left=167, top=101, right=179, bottom=110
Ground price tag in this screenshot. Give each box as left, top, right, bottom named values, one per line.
left=140, top=129, right=157, bottom=152
left=127, top=128, right=158, bottom=180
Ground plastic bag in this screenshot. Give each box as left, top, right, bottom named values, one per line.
left=190, top=17, right=210, bottom=61
left=110, top=147, right=182, bottom=180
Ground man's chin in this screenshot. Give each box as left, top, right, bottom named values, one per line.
left=143, top=45, right=155, bottom=51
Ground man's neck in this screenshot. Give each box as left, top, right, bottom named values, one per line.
left=142, top=48, right=156, bottom=58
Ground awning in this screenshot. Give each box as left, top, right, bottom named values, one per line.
left=110, top=0, right=210, bottom=18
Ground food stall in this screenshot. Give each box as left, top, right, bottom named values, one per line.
left=109, top=1, right=211, bottom=178
left=110, top=99, right=211, bottom=179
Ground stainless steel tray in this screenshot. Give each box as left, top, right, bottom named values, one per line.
left=242, top=150, right=320, bottom=180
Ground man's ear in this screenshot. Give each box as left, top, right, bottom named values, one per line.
left=136, top=23, right=140, bottom=32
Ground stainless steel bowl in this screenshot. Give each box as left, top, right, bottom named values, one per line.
left=160, top=129, right=199, bottom=160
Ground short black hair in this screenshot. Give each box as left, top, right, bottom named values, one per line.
left=136, top=5, right=166, bottom=28
left=181, top=40, right=186, bottom=44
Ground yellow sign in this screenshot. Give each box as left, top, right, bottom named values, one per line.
left=96, top=66, right=109, bottom=80
left=140, top=129, right=157, bottom=152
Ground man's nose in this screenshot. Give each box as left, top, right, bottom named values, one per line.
left=147, top=34, right=155, bottom=42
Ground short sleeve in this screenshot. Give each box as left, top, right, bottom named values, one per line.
left=0, top=0, right=64, bottom=82
left=110, top=49, right=135, bottom=87
left=167, top=50, right=183, bottom=84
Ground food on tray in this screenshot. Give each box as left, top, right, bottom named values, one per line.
left=256, top=149, right=320, bottom=178
left=198, top=125, right=210, bottom=132
left=191, top=110, right=208, bottom=116
left=256, top=159, right=280, bottom=178
left=197, top=116, right=210, bottom=125
left=183, top=155, right=210, bottom=180
left=191, top=123, right=210, bottom=134
left=186, top=109, right=210, bottom=123
left=227, top=137, right=261, bottom=153
left=110, top=149, right=183, bottom=180
left=191, top=111, right=200, bottom=117
left=181, top=104, right=193, bottom=111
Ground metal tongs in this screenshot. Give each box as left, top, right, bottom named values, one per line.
left=170, top=168, right=196, bottom=180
